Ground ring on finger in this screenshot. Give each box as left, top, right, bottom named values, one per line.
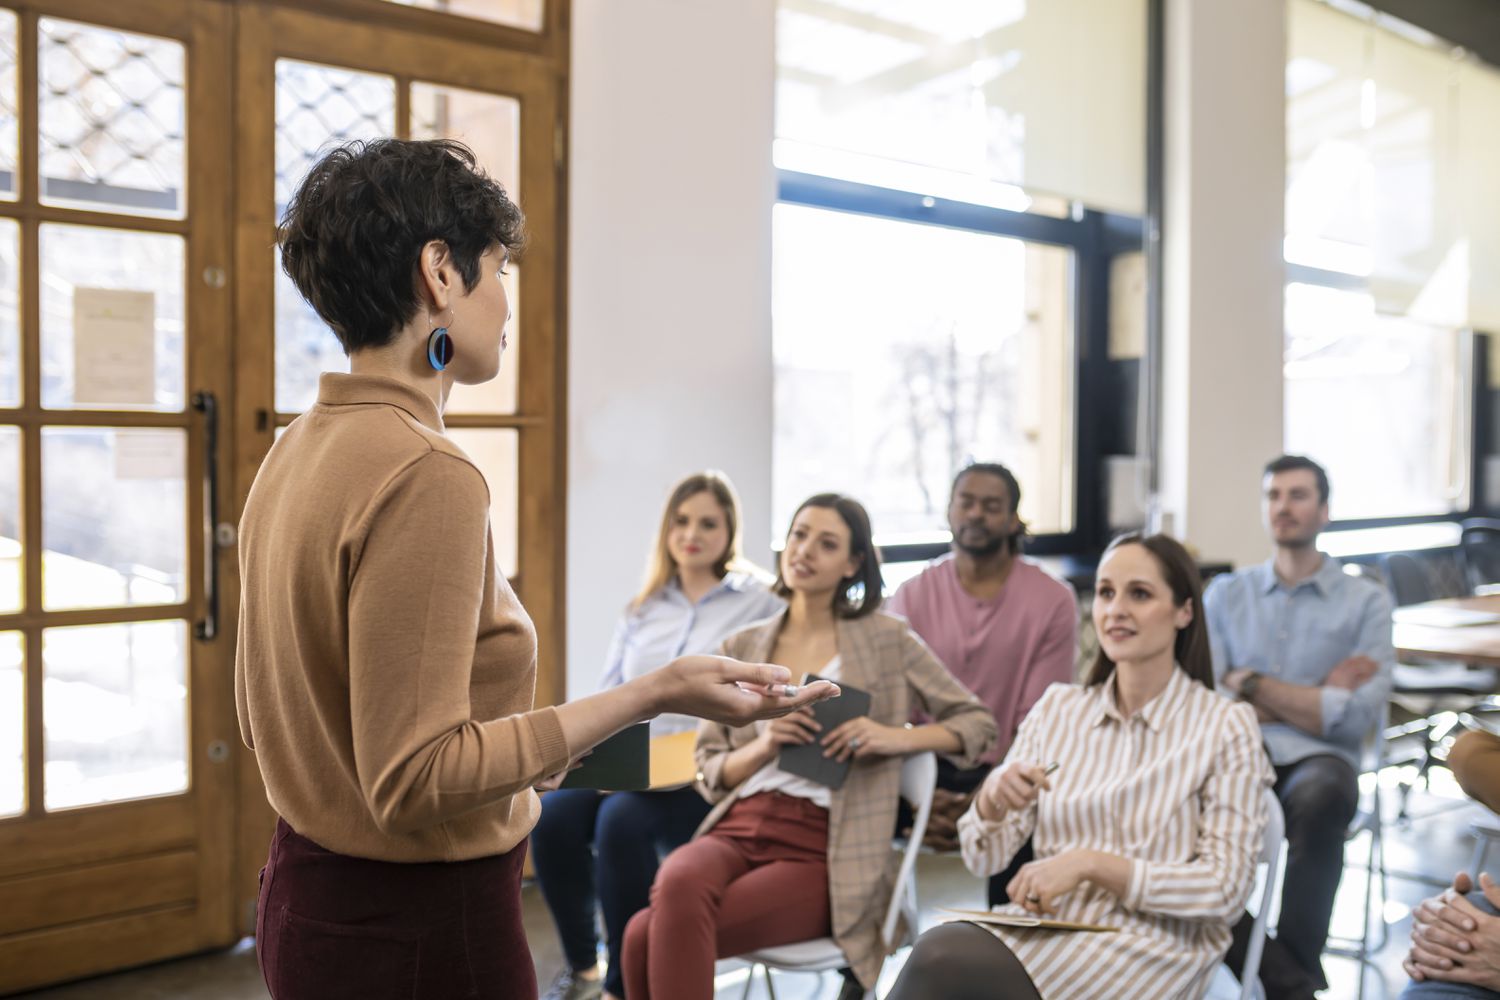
left=849, top=736, right=862, bottom=750
left=1025, top=893, right=1041, bottom=904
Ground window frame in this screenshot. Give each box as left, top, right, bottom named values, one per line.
left=775, top=168, right=1144, bottom=563
left=1284, top=259, right=1489, bottom=533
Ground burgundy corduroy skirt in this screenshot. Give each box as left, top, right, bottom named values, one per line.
left=256, top=818, right=534, bottom=1000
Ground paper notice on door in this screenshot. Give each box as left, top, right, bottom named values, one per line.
left=73, top=288, right=156, bottom=405
left=114, top=429, right=184, bottom=481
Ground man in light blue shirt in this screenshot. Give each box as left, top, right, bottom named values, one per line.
left=1206, top=454, right=1394, bottom=998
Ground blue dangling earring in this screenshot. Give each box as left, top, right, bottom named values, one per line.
left=427, top=314, right=454, bottom=371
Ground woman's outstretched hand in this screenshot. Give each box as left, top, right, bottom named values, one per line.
left=650, top=655, right=839, bottom=726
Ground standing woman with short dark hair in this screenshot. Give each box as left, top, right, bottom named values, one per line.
left=622, top=493, right=998, bottom=1000
left=235, top=139, right=835, bottom=1000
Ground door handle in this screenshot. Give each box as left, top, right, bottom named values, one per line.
left=193, top=391, right=220, bottom=641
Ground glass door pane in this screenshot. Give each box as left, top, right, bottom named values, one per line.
left=38, top=17, right=185, bottom=217
left=39, top=224, right=186, bottom=411
left=41, top=427, right=187, bottom=610
left=411, top=83, right=521, bottom=416
left=0, top=630, right=20, bottom=818
left=0, top=218, right=18, bottom=406
left=0, top=427, right=16, bottom=613
left=273, top=60, right=395, bottom=413
left=383, top=0, right=544, bottom=33
left=42, top=620, right=188, bottom=809
left=0, top=9, right=19, bottom=202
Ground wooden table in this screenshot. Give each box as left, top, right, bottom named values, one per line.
left=1393, top=595, right=1500, bottom=667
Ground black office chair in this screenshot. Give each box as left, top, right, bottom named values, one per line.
left=1461, top=518, right=1500, bottom=593
left=1377, top=552, right=1500, bottom=819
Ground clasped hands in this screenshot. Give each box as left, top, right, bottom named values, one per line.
left=757, top=709, right=909, bottom=762
left=1405, top=871, right=1500, bottom=989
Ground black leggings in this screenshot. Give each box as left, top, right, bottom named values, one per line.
left=886, top=922, right=1042, bottom=1000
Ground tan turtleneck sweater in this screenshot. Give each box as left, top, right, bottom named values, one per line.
left=234, top=373, right=570, bottom=862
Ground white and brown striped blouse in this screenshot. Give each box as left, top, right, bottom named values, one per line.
left=957, top=667, right=1273, bottom=1000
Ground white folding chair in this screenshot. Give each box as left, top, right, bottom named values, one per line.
left=1209, top=789, right=1285, bottom=1000
left=734, top=752, right=937, bottom=1000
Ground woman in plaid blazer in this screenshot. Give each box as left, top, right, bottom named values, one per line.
left=622, top=493, right=998, bottom=999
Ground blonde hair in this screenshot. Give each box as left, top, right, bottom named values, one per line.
left=631, top=471, right=764, bottom=609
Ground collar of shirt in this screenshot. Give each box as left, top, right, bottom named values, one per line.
left=316, top=372, right=443, bottom=432
left=1089, top=665, right=1192, bottom=733
left=1253, top=554, right=1344, bottom=598
left=657, top=571, right=758, bottom=608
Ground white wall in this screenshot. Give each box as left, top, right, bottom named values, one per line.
left=567, top=0, right=777, bottom=697
left=1159, top=0, right=1286, bottom=568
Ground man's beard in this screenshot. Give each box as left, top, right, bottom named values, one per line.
left=1273, top=521, right=1318, bottom=550
left=954, top=528, right=1008, bottom=558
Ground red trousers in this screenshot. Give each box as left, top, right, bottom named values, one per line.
left=622, top=792, right=833, bottom=1000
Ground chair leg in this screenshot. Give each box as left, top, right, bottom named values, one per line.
left=1370, top=818, right=1388, bottom=954
left=739, top=964, right=756, bottom=1000
left=761, top=964, right=778, bottom=1000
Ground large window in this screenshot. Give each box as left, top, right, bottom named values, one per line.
left=772, top=0, right=1147, bottom=553
left=1284, top=283, right=1472, bottom=520
left=1286, top=0, right=1500, bottom=522
left=773, top=203, right=1075, bottom=543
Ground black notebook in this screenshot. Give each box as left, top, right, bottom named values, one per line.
left=776, top=674, right=872, bottom=790
left=560, top=722, right=650, bottom=791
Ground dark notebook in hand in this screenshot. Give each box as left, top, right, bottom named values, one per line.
left=560, top=722, right=650, bottom=791
left=777, top=674, right=872, bottom=790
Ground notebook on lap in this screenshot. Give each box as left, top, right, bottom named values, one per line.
left=776, top=674, right=871, bottom=790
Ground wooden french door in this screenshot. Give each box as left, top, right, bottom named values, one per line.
left=0, top=0, right=567, bottom=992
left=0, top=0, right=238, bottom=992
left=229, top=0, right=568, bottom=950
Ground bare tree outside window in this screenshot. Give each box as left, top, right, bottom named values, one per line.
left=772, top=204, right=1074, bottom=543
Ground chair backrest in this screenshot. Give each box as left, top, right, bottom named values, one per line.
left=1239, top=789, right=1286, bottom=1000
left=1462, top=518, right=1500, bottom=592
left=1381, top=552, right=1436, bottom=607
left=882, top=752, right=937, bottom=950
left=1342, top=560, right=1384, bottom=588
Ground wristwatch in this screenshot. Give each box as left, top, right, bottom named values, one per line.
left=1238, top=671, right=1263, bottom=704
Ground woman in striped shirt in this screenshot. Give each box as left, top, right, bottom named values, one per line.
left=888, top=532, right=1273, bottom=1000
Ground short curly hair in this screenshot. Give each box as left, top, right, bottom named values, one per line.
left=278, top=138, right=525, bottom=354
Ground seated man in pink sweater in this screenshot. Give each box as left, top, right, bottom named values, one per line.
left=886, top=462, right=1078, bottom=904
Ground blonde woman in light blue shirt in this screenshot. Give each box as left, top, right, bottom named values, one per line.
left=534, top=472, right=784, bottom=1000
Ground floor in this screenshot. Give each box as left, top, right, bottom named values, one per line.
left=18, top=762, right=1488, bottom=1000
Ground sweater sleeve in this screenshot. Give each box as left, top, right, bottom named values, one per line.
left=347, top=452, right=571, bottom=835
